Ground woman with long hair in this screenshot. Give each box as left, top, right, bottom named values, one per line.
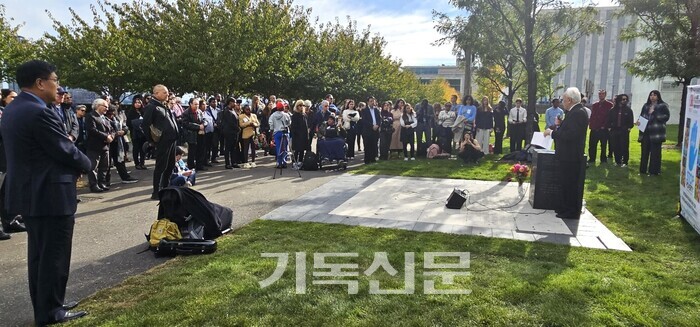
left=0, top=89, right=17, bottom=110
left=636, top=90, right=670, bottom=175
left=290, top=100, right=309, bottom=168
left=342, top=99, right=360, bottom=159
left=400, top=104, right=418, bottom=160
left=390, top=99, right=404, bottom=157
left=438, top=102, right=456, bottom=153
left=126, top=97, right=148, bottom=169
left=475, top=96, right=494, bottom=155
left=355, top=101, right=365, bottom=152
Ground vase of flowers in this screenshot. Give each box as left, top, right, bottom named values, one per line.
left=510, top=163, right=530, bottom=186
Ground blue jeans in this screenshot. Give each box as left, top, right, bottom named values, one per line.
left=274, top=131, right=288, bottom=166
left=170, top=171, right=197, bottom=187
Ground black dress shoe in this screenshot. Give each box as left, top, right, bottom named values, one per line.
left=0, top=230, right=10, bottom=240
left=5, top=219, right=27, bottom=233
left=225, top=165, right=233, bottom=169
left=98, top=184, right=110, bottom=191
left=232, top=164, right=240, bottom=168
left=50, top=310, right=88, bottom=324
left=90, top=186, right=104, bottom=193
left=211, top=159, right=220, bottom=164
left=63, top=301, right=79, bottom=310
left=204, top=163, right=213, bottom=167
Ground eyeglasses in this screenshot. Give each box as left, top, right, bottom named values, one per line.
left=42, top=77, right=60, bottom=83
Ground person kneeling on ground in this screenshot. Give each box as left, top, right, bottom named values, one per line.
left=170, top=146, right=196, bottom=187
left=458, top=133, right=484, bottom=164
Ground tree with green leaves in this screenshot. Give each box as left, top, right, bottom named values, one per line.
left=618, top=0, right=700, bottom=145
left=439, top=0, right=602, bottom=141
left=0, top=5, right=37, bottom=84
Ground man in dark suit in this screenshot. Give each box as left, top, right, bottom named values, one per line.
left=361, top=96, right=381, bottom=164
left=544, top=87, right=589, bottom=219
left=0, top=60, right=91, bottom=325
left=218, top=98, right=241, bottom=169
left=142, top=84, right=179, bottom=200
left=85, top=98, right=114, bottom=192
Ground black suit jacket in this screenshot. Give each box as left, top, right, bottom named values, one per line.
left=142, top=99, right=179, bottom=144
left=361, top=107, right=381, bottom=136
left=552, top=103, right=589, bottom=162
left=85, top=111, right=113, bottom=151
left=218, top=108, right=240, bottom=137
left=0, top=92, right=91, bottom=217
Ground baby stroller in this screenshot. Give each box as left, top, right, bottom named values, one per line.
left=316, top=124, right=348, bottom=171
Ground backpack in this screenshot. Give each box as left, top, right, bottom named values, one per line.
left=427, top=143, right=441, bottom=159
left=147, top=219, right=182, bottom=248
left=303, top=151, right=319, bottom=170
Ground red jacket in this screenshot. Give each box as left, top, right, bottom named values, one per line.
left=589, top=99, right=613, bottom=130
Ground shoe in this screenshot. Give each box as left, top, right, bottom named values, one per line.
left=242, top=163, right=251, bottom=169
left=98, top=184, right=110, bottom=191
left=90, top=186, right=104, bottom=193
left=250, top=162, right=257, bottom=168
left=135, top=165, right=144, bottom=170
left=225, top=165, right=233, bottom=169
left=232, top=164, right=240, bottom=168
left=211, top=159, right=220, bottom=164
left=50, top=310, right=88, bottom=324
left=204, top=163, right=213, bottom=167
left=404, top=157, right=408, bottom=161
left=63, top=301, right=79, bottom=310
left=411, top=157, right=416, bottom=161
left=621, top=164, right=627, bottom=167
left=0, top=230, right=10, bottom=240
left=121, top=178, right=139, bottom=184
left=141, top=165, right=148, bottom=170
left=185, top=181, right=193, bottom=187
left=151, top=193, right=159, bottom=200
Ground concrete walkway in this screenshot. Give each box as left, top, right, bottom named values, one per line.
left=0, top=152, right=343, bottom=327
left=262, top=174, right=631, bottom=251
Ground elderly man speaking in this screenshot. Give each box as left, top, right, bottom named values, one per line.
left=544, top=87, right=589, bottom=219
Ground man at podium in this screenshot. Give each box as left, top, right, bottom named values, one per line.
left=544, top=87, right=589, bottom=219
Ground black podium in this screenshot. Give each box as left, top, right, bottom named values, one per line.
left=528, top=149, right=586, bottom=210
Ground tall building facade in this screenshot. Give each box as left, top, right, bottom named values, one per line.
left=403, top=65, right=468, bottom=96
left=552, top=6, right=685, bottom=123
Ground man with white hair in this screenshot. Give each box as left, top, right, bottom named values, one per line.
left=85, top=98, right=114, bottom=193
left=544, top=87, right=589, bottom=219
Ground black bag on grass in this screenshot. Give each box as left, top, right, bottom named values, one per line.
left=155, top=239, right=217, bottom=256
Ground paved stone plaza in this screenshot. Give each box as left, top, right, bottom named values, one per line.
left=262, top=174, right=631, bottom=251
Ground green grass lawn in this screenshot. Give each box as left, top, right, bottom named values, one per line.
left=67, top=125, right=700, bottom=326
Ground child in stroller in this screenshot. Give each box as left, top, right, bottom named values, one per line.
left=317, top=115, right=348, bottom=170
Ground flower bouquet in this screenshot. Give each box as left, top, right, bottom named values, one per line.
left=510, top=163, right=530, bottom=186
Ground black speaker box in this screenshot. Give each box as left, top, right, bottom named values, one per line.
left=445, top=188, right=467, bottom=209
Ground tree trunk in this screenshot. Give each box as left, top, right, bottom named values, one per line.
left=678, top=80, right=690, bottom=146
left=463, top=47, right=472, bottom=95
left=524, top=1, right=537, bottom=145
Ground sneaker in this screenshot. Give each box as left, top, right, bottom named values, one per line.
left=185, top=181, right=193, bottom=187
left=250, top=162, right=257, bottom=168
left=621, top=164, right=627, bottom=167
left=121, top=178, right=139, bottom=184
left=242, top=163, right=251, bottom=169
left=411, top=157, right=416, bottom=161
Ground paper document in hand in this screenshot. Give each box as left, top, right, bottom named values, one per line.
left=530, top=132, right=553, bottom=150
left=637, top=116, right=649, bottom=132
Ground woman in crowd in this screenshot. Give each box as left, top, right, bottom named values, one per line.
left=458, top=132, right=484, bottom=164
left=390, top=99, right=404, bottom=158
left=637, top=90, right=670, bottom=176
left=459, top=95, right=477, bottom=137
left=181, top=97, right=206, bottom=170
left=239, top=104, right=260, bottom=169
left=126, top=96, right=148, bottom=169
left=475, top=96, right=494, bottom=155
left=438, top=102, right=456, bottom=153
left=304, top=100, right=314, bottom=150
left=355, top=101, right=365, bottom=152
left=400, top=103, right=418, bottom=160
left=290, top=100, right=309, bottom=168
left=379, top=101, right=394, bottom=160
left=342, top=99, right=360, bottom=159
left=105, top=107, right=138, bottom=184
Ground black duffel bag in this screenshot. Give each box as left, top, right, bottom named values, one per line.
left=155, top=239, right=217, bottom=256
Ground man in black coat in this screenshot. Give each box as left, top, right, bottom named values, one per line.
left=218, top=98, right=241, bottom=169
left=85, top=98, right=114, bottom=192
left=142, top=84, right=179, bottom=200
left=544, top=87, right=589, bottom=219
left=361, top=96, right=381, bottom=164
left=0, top=60, right=91, bottom=325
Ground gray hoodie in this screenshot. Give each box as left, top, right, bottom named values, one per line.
left=269, top=110, right=291, bottom=133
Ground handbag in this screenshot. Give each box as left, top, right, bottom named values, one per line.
left=150, top=125, right=162, bottom=143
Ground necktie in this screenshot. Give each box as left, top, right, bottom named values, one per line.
left=516, top=108, right=519, bottom=123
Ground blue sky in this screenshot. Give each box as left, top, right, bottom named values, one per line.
left=6, top=0, right=616, bottom=66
